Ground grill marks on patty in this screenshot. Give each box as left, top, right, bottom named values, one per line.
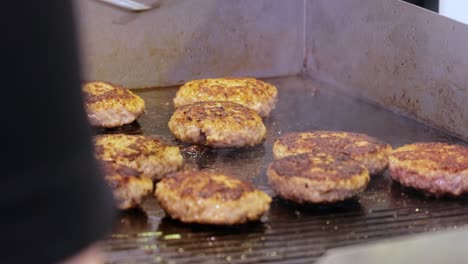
left=173, top=77, right=278, bottom=117
left=99, top=161, right=153, bottom=210
left=165, top=171, right=254, bottom=201
left=267, top=153, right=370, bottom=203
left=155, top=171, right=271, bottom=225
left=276, top=131, right=388, bottom=157
left=391, top=143, right=468, bottom=173
left=94, top=134, right=183, bottom=180
left=83, top=86, right=136, bottom=104
left=273, top=131, right=392, bottom=175
left=271, top=153, right=365, bottom=181
left=95, top=135, right=167, bottom=160
left=83, top=81, right=145, bottom=128
left=179, top=102, right=258, bottom=123
left=169, top=101, right=266, bottom=148
left=389, top=142, right=468, bottom=196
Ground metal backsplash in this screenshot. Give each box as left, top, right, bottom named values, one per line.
left=75, top=0, right=304, bottom=88
left=306, top=0, right=468, bottom=141
left=76, top=0, right=467, bottom=140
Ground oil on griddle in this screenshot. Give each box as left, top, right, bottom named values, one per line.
left=101, top=76, right=468, bottom=264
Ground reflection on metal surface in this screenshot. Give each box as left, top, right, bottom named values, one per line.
left=137, top=231, right=163, bottom=237
left=103, top=77, right=467, bottom=263
left=96, top=0, right=160, bottom=12
left=162, top=234, right=182, bottom=240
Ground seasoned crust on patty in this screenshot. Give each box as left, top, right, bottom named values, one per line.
left=83, top=81, right=145, bottom=128
left=273, top=131, right=392, bottom=175
left=389, top=142, right=468, bottom=196
left=155, top=171, right=271, bottom=225
left=267, top=153, right=370, bottom=203
left=173, top=78, right=278, bottom=117
left=271, top=153, right=364, bottom=180
left=168, top=101, right=266, bottom=148
left=100, top=161, right=153, bottom=210
left=94, top=134, right=183, bottom=180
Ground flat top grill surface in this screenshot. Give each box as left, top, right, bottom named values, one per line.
left=102, top=76, right=467, bottom=264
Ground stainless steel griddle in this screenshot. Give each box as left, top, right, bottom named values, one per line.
left=101, top=76, right=467, bottom=263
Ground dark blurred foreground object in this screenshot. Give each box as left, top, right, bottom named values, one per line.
left=0, top=1, right=115, bottom=263
left=402, top=0, right=439, bottom=12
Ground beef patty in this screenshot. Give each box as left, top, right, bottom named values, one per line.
left=389, top=142, right=468, bottom=196
left=173, top=77, right=277, bottom=117
left=83, top=81, right=145, bottom=128
left=155, top=170, right=271, bottom=225
left=169, top=101, right=266, bottom=148
left=94, top=134, right=183, bottom=180
left=273, top=131, right=392, bottom=175
left=100, top=161, right=153, bottom=210
left=267, top=153, right=370, bottom=203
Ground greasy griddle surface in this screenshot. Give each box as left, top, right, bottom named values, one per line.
left=102, top=77, right=467, bottom=263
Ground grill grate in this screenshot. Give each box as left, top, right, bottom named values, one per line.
left=102, top=77, right=468, bottom=263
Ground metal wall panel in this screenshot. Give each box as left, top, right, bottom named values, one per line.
left=76, top=0, right=468, bottom=140
left=306, top=0, right=468, bottom=141
left=75, top=0, right=304, bottom=88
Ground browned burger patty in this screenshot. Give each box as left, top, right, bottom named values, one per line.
left=273, top=131, right=392, bottom=175
left=267, top=153, right=370, bottom=203
left=389, top=142, right=468, bottom=196
left=100, top=161, right=153, bottom=210
left=155, top=171, right=271, bottom=225
left=168, top=101, right=266, bottom=148
left=94, top=134, right=183, bottom=180
left=173, top=78, right=278, bottom=117
left=83, top=81, right=145, bottom=128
